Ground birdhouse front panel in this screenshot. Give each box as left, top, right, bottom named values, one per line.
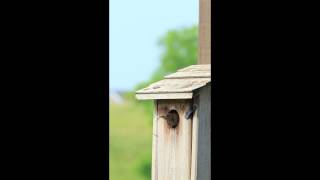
left=153, top=99, right=193, bottom=180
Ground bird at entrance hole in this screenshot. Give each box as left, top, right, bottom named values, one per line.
left=160, top=110, right=179, bottom=128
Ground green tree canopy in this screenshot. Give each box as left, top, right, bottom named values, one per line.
left=131, top=25, right=198, bottom=115
left=135, top=25, right=198, bottom=91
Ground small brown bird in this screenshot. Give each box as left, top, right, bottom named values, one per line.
left=160, top=110, right=180, bottom=128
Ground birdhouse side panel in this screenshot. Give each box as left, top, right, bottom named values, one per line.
left=191, top=84, right=211, bottom=180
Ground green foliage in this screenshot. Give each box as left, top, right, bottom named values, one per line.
left=158, top=25, right=198, bottom=75
left=110, top=102, right=152, bottom=180
left=133, top=25, right=198, bottom=114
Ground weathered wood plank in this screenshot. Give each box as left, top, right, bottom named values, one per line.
left=152, top=101, right=158, bottom=180
left=136, top=93, right=193, bottom=100
left=136, top=78, right=210, bottom=94
left=191, top=84, right=211, bottom=180
left=191, top=99, right=199, bottom=180
left=198, top=0, right=211, bottom=64
left=154, top=100, right=193, bottom=180
left=177, top=64, right=211, bottom=72
left=135, top=65, right=211, bottom=100
left=165, top=71, right=210, bottom=79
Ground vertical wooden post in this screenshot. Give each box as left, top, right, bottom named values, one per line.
left=192, top=0, right=212, bottom=178
left=198, top=0, right=211, bottom=64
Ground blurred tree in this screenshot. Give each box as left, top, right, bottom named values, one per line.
left=129, top=25, right=198, bottom=115
left=148, top=25, right=198, bottom=83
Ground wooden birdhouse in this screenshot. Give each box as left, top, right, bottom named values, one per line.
left=136, top=64, right=211, bottom=180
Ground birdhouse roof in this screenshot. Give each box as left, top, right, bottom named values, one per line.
left=136, top=64, right=211, bottom=100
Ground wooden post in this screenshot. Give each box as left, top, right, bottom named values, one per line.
left=198, top=0, right=211, bottom=64
left=193, top=0, right=211, bottom=178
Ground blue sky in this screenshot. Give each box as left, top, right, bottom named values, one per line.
left=110, top=0, right=199, bottom=91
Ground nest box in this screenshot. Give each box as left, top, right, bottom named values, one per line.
left=136, top=64, right=211, bottom=180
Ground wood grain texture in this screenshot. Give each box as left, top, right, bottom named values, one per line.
left=153, top=100, right=193, bottom=180
left=152, top=101, right=158, bottom=180
left=191, top=84, right=211, bottom=180
left=136, top=78, right=210, bottom=96
left=177, top=65, right=211, bottom=72
left=191, top=100, right=199, bottom=180
left=199, top=0, right=211, bottom=64
left=165, top=71, right=210, bottom=79
left=136, top=65, right=211, bottom=100
left=136, top=93, right=193, bottom=100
